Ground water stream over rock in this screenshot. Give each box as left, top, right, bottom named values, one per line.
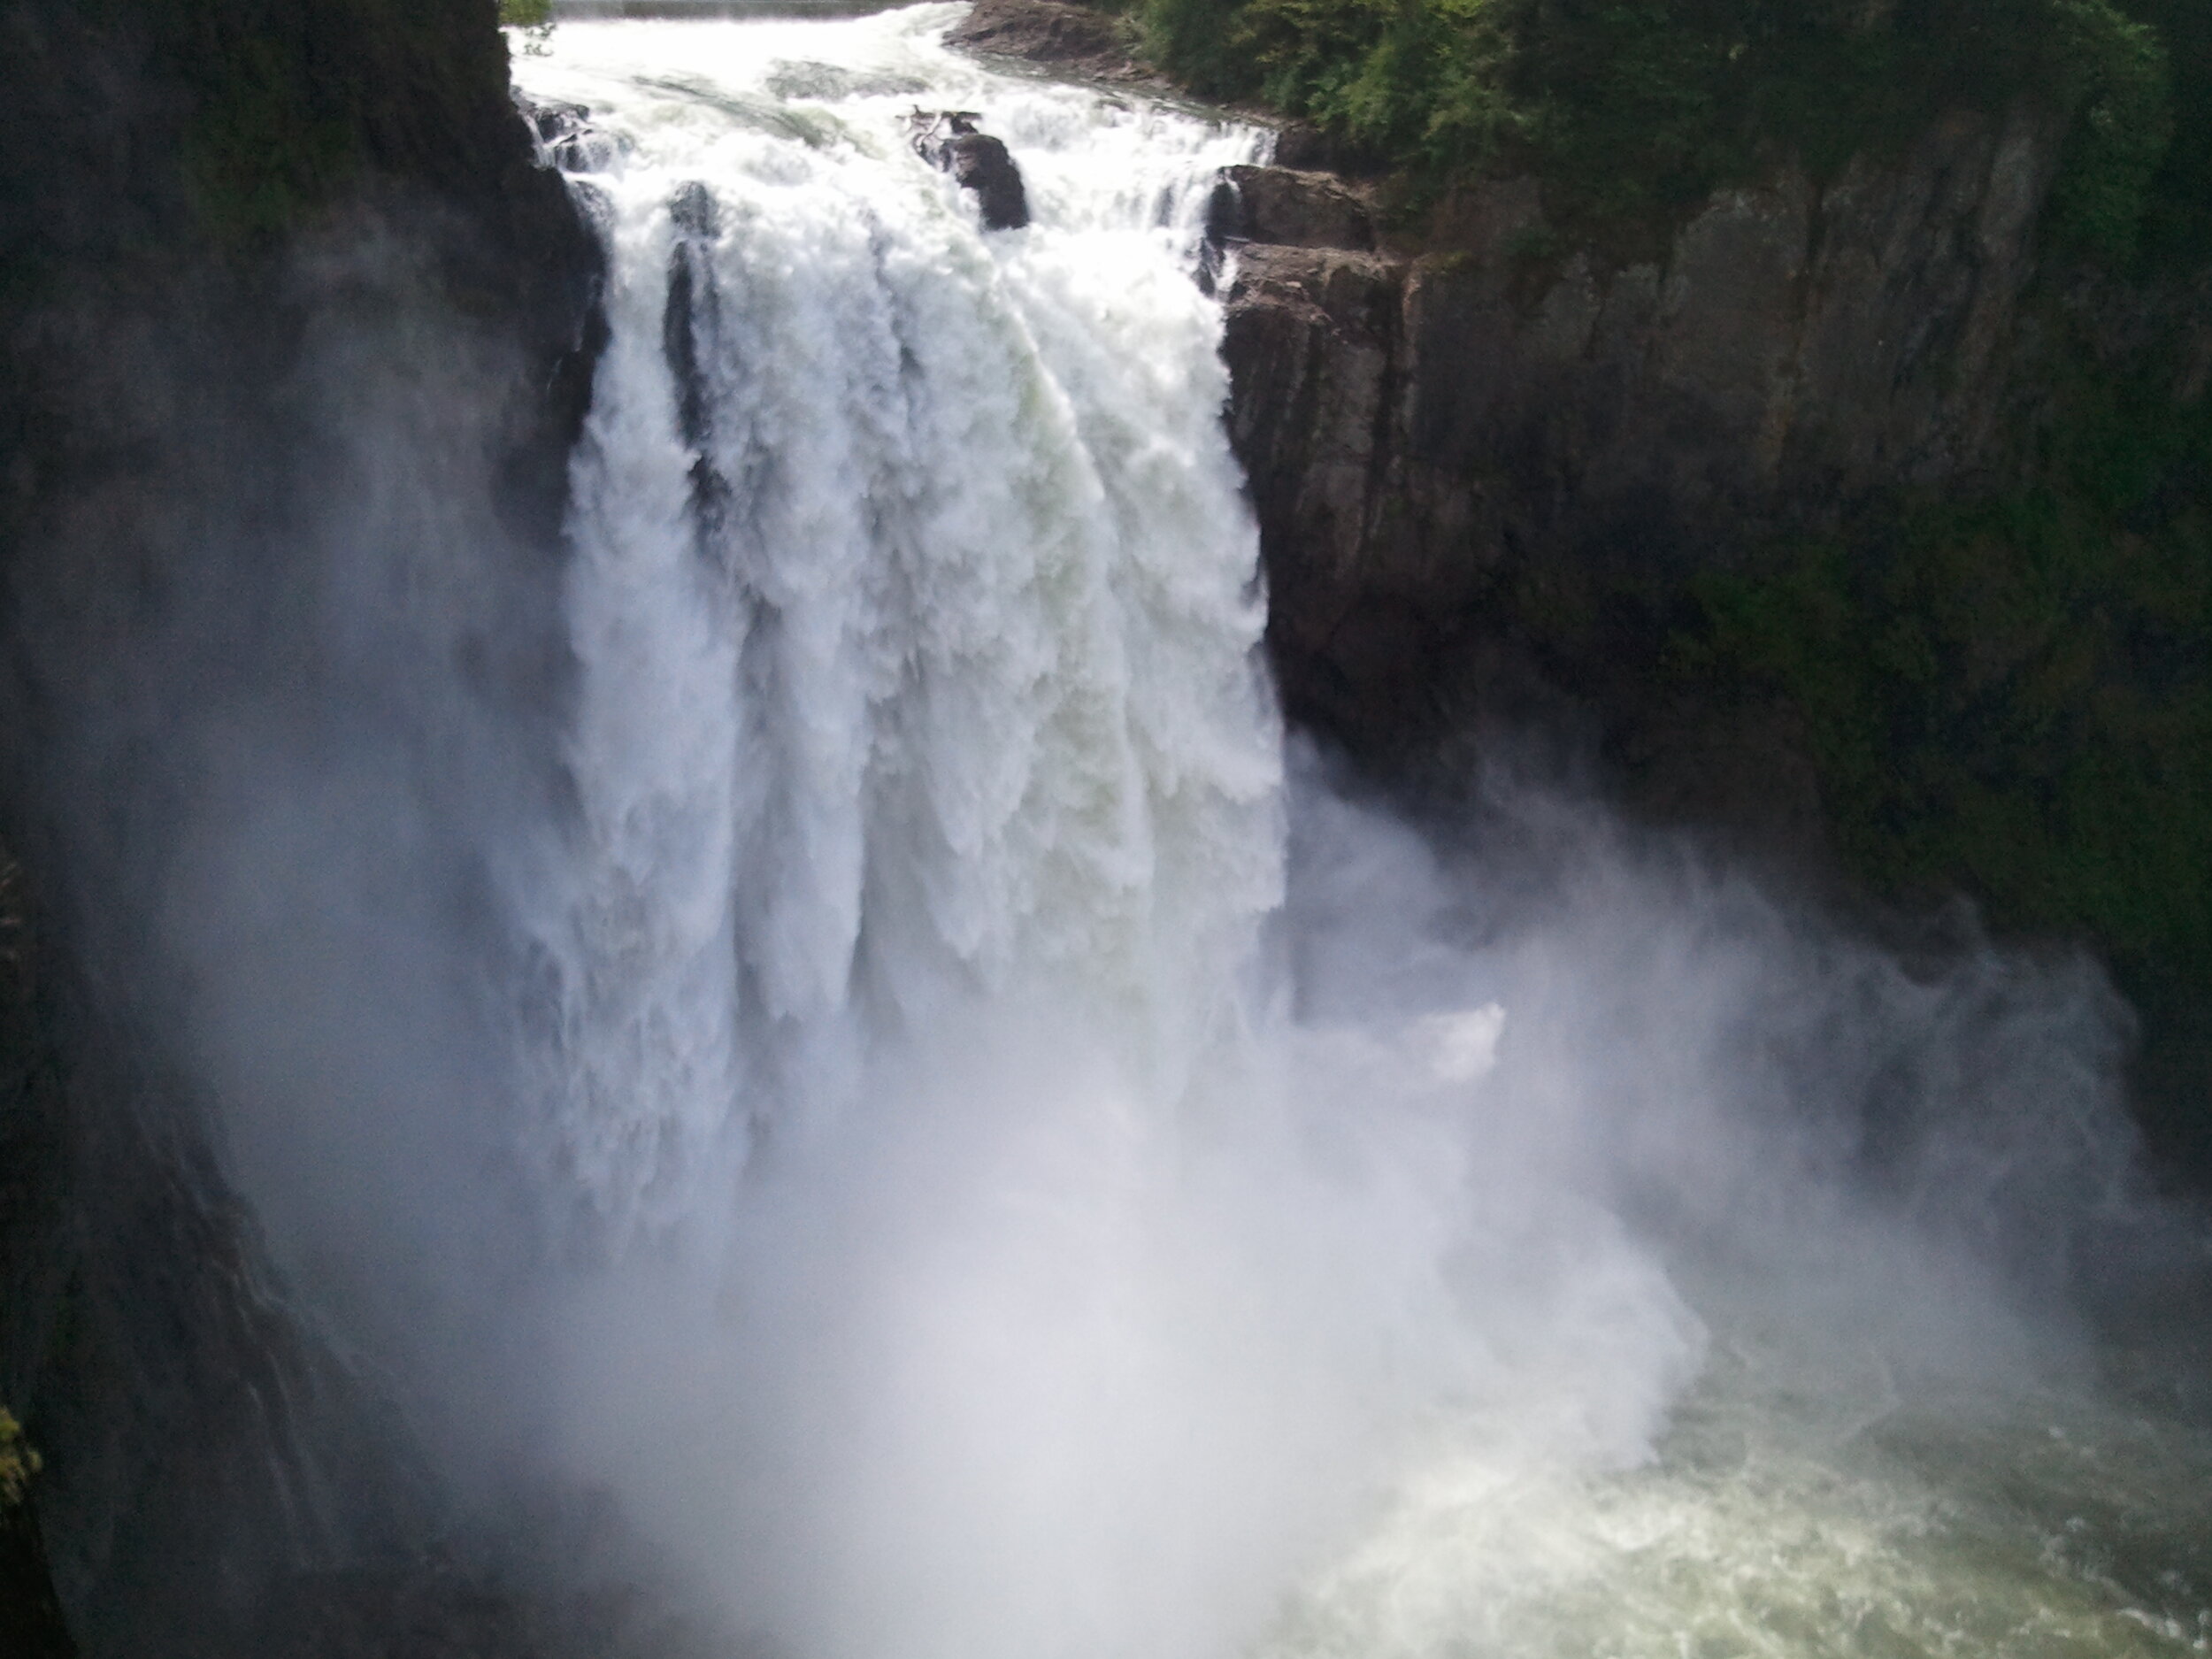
left=144, top=11, right=2200, bottom=1657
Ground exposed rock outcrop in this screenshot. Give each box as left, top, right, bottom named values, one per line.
left=947, top=0, right=1148, bottom=81
left=1208, top=165, right=1377, bottom=252
left=520, top=96, right=623, bottom=175
left=1202, top=95, right=2212, bottom=1160
left=910, top=111, right=1031, bottom=230
left=1216, top=103, right=2077, bottom=761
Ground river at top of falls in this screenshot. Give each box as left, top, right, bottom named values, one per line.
left=506, top=15, right=2212, bottom=1659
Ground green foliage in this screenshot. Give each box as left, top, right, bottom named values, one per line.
left=1141, top=0, right=1253, bottom=99
left=500, top=0, right=556, bottom=55
left=1237, top=0, right=1525, bottom=172
left=2124, top=0, right=2212, bottom=264
left=179, top=31, right=360, bottom=240
left=1671, top=366, right=2212, bottom=1060
left=2042, top=0, right=2172, bottom=257
left=0, top=1409, right=42, bottom=1508
left=1145, top=0, right=2195, bottom=261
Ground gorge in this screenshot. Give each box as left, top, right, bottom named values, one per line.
left=1, top=1, right=2209, bottom=1656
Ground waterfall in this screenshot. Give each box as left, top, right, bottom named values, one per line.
left=518, top=9, right=1280, bottom=1244
left=504, top=17, right=1584, bottom=1659
left=486, top=13, right=2208, bottom=1659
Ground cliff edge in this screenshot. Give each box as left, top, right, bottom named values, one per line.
left=959, top=0, right=2212, bottom=1171
left=0, top=0, right=603, bottom=1648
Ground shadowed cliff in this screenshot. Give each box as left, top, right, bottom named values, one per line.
left=956, top=0, right=2212, bottom=1175
left=1208, top=143, right=2212, bottom=1171
left=0, top=0, right=605, bottom=1647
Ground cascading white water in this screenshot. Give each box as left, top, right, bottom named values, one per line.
left=517, top=10, right=1282, bottom=1239
left=509, top=16, right=1706, bottom=1656
left=502, top=13, right=2212, bottom=1659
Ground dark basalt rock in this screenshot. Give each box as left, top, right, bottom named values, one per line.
left=1208, top=165, right=1375, bottom=253
left=1215, top=108, right=2073, bottom=765
left=910, top=111, right=1030, bottom=231
left=946, top=0, right=1146, bottom=80
left=0, top=0, right=610, bottom=1649
left=1203, top=165, right=1377, bottom=293
left=664, top=181, right=736, bottom=545
left=517, top=95, right=620, bottom=175
left=519, top=96, right=590, bottom=146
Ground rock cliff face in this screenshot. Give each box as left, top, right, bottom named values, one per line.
left=946, top=0, right=1150, bottom=80
left=958, top=0, right=2212, bottom=1161
left=0, top=0, right=603, bottom=1649
left=1217, top=105, right=2120, bottom=762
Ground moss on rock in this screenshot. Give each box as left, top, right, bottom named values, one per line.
left=1147, top=0, right=2198, bottom=265
left=1666, top=333, right=2212, bottom=1164
left=0, top=1408, right=43, bottom=1506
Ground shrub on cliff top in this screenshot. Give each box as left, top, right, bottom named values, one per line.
left=1235, top=0, right=1526, bottom=173
left=1147, top=0, right=2189, bottom=261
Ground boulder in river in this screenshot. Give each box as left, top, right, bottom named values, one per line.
left=909, top=110, right=1029, bottom=230
left=516, top=93, right=618, bottom=173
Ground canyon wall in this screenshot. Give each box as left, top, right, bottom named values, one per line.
left=1217, top=119, right=2204, bottom=775
left=0, top=0, right=601, bottom=1648
left=954, top=0, right=2212, bottom=1165
left=1207, top=130, right=2212, bottom=1164
left=0, top=3, right=2200, bottom=1648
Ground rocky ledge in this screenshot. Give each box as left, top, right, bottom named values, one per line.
left=1213, top=104, right=2085, bottom=762
left=955, top=4, right=2212, bottom=1169
left=947, top=0, right=1151, bottom=81
left=954, top=1, right=2124, bottom=790
left=910, top=111, right=1032, bottom=230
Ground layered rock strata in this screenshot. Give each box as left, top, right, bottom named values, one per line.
left=1215, top=108, right=2086, bottom=761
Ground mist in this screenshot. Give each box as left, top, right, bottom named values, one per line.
left=541, top=742, right=2170, bottom=1651
left=15, top=10, right=2204, bottom=1657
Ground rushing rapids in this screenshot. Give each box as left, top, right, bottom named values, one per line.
left=483, top=12, right=2212, bottom=1659
left=512, top=11, right=1280, bottom=1244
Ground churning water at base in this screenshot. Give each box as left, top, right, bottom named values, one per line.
left=504, top=13, right=2212, bottom=1659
